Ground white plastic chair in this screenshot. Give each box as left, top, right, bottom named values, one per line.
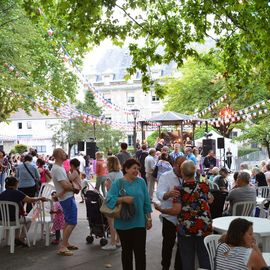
left=38, top=183, right=55, bottom=198
left=257, top=186, right=270, bottom=198
left=258, top=198, right=270, bottom=218
left=32, top=199, right=53, bottom=246
left=204, top=234, right=222, bottom=270
left=232, top=201, right=256, bottom=216
left=0, top=201, right=30, bottom=253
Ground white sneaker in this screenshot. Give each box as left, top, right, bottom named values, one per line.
left=101, top=244, right=117, bottom=251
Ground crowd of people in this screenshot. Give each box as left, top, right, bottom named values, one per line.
left=0, top=139, right=270, bottom=269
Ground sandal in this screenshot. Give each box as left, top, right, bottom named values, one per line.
left=67, top=245, right=79, bottom=250
left=57, top=250, right=73, bottom=256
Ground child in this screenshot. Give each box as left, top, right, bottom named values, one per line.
left=68, top=158, right=82, bottom=194
left=80, top=172, right=89, bottom=203
left=51, top=191, right=65, bottom=245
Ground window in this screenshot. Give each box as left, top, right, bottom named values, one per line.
left=127, top=96, right=135, bottom=104
left=230, top=131, right=238, bottom=139
left=35, top=145, right=46, bottom=153
left=18, top=122, right=22, bottom=129
left=152, top=95, right=160, bottom=102
left=105, top=116, right=112, bottom=121
left=127, top=135, right=133, bottom=147
left=27, top=121, right=32, bottom=129
left=106, top=98, right=111, bottom=103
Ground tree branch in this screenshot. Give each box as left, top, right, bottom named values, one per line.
left=0, top=16, right=23, bottom=28
left=114, top=3, right=147, bottom=31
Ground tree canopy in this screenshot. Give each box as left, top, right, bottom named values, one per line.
left=165, top=56, right=270, bottom=137
left=0, top=0, right=78, bottom=121
left=23, top=0, right=270, bottom=95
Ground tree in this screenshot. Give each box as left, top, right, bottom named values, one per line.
left=0, top=0, right=77, bottom=122
left=13, top=144, right=27, bottom=154
left=234, top=118, right=270, bottom=158
left=23, top=1, right=270, bottom=96
left=165, top=56, right=270, bottom=137
left=52, top=91, right=124, bottom=154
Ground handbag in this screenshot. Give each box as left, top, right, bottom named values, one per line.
left=100, top=179, right=135, bottom=220
left=100, top=199, right=122, bottom=218
left=118, top=179, right=136, bottom=221
left=23, top=162, right=41, bottom=191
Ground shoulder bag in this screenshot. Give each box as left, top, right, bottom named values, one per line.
left=119, top=179, right=136, bottom=221
left=23, top=162, right=41, bottom=191
left=100, top=180, right=125, bottom=219
left=100, top=179, right=136, bottom=220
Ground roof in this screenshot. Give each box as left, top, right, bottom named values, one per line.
left=141, top=111, right=205, bottom=125
left=91, top=46, right=177, bottom=81
left=9, top=110, right=59, bottom=120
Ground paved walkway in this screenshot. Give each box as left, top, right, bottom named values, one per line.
left=0, top=195, right=177, bottom=270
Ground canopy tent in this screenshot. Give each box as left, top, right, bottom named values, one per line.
left=139, top=111, right=206, bottom=144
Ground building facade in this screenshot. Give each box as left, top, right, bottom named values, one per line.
left=0, top=110, right=63, bottom=155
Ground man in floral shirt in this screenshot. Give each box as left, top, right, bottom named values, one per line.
left=155, top=160, right=213, bottom=270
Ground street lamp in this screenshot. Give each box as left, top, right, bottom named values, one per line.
left=131, top=108, right=140, bottom=151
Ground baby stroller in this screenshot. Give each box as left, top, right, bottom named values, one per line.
left=83, top=184, right=109, bottom=246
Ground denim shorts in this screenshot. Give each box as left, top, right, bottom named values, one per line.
left=60, top=196, right=77, bottom=225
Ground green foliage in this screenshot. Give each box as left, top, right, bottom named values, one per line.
left=238, top=147, right=260, bottom=158
left=23, top=0, right=270, bottom=96
left=165, top=58, right=225, bottom=115
left=234, top=117, right=270, bottom=158
left=146, top=131, right=159, bottom=148
left=14, top=144, right=27, bottom=154
left=0, top=1, right=77, bottom=121
left=164, top=56, right=270, bottom=137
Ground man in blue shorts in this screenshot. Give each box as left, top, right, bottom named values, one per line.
left=52, top=148, right=78, bottom=256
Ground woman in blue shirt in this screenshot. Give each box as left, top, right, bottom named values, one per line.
left=106, top=158, right=152, bottom=270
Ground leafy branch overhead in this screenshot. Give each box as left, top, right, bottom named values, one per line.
left=0, top=0, right=77, bottom=122
left=23, top=0, right=270, bottom=95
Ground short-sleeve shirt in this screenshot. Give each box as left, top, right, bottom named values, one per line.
left=51, top=164, right=73, bottom=201
left=216, top=243, right=252, bottom=270
left=176, top=181, right=212, bottom=237
left=0, top=189, right=26, bottom=221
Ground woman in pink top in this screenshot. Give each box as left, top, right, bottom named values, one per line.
left=37, top=158, right=51, bottom=184
left=63, top=154, right=70, bottom=173
left=95, top=151, right=108, bottom=197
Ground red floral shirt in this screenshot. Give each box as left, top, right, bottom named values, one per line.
left=176, top=181, right=212, bottom=237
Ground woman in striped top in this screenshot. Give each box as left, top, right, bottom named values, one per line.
left=216, top=218, right=267, bottom=270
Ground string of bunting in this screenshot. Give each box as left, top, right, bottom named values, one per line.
left=207, top=100, right=270, bottom=126
left=2, top=64, right=137, bottom=130
left=194, top=94, right=228, bottom=117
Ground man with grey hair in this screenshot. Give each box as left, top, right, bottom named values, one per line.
left=226, top=171, right=256, bottom=215
left=145, top=148, right=157, bottom=200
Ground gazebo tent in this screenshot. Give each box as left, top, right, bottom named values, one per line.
left=139, top=111, right=206, bottom=144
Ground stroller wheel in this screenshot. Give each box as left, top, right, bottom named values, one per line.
left=86, top=235, right=94, bottom=244
left=100, top=238, right=108, bottom=246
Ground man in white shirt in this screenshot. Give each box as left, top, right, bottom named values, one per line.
left=145, top=148, right=157, bottom=200
left=156, top=156, right=184, bottom=270
left=52, top=148, right=77, bottom=256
